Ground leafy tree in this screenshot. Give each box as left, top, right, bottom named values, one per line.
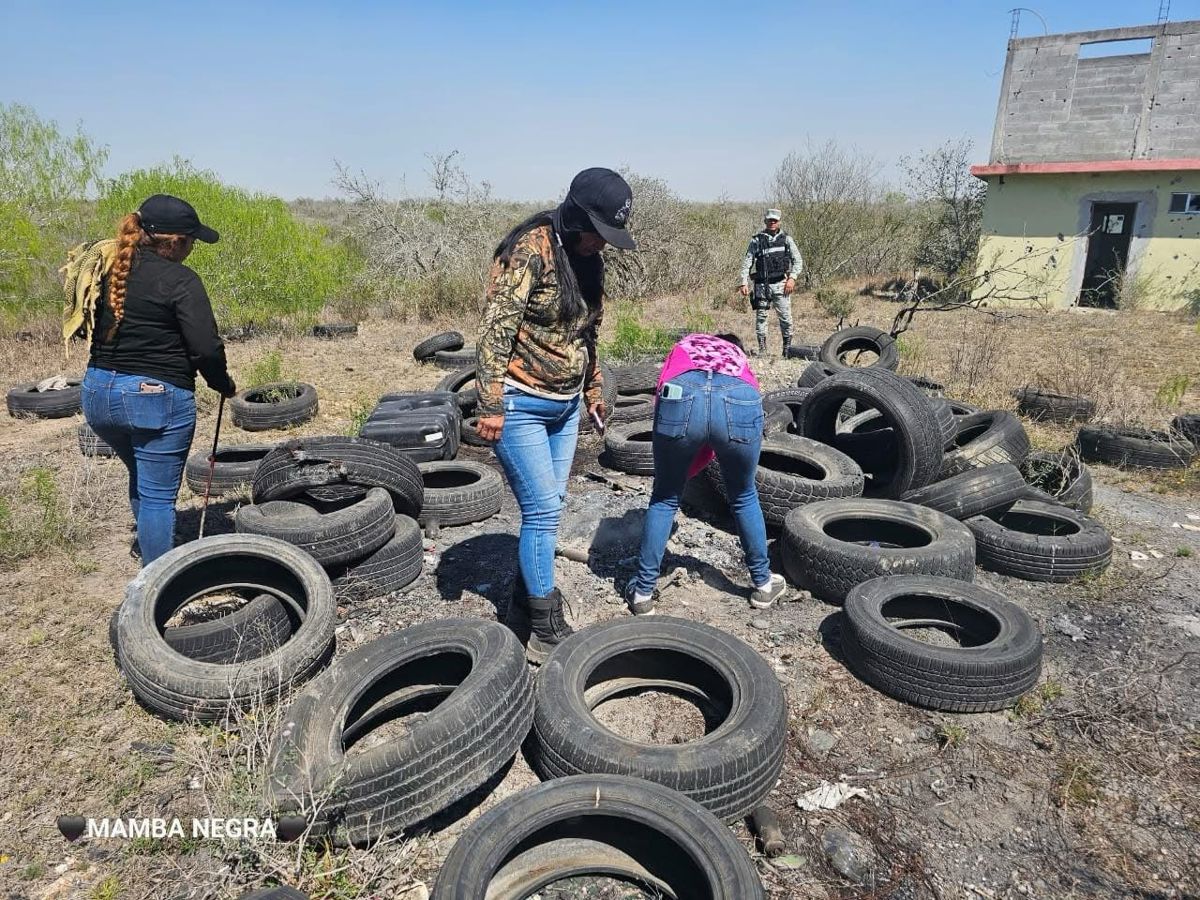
left=98, top=160, right=360, bottom=330
left=901, top=138, right=985, bottom=279
left=0, top=103, right=108, bottom=321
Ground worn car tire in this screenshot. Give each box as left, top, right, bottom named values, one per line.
left=781, top=498, right=976, bottom=603
left=785, top=343, right=821, bottom=361
left=252, top=436, right=423, bottom=518
left=603, top=421, right=656, bottom=475
left=164, top=593, right=296, bottom=664
left=418, top=460, right=503, bottom=526
left=459, top=415, right=490, bottom=447
left=581, top=360, right=619, bottom=434
left=761, top=399, right=794, bottom=435
left=906, top=375, right=945, bottom=396
left=708, top=434, right=864, bottom=526
left=430, top=775, right=764, bottom=900
left=941, top=411, right=1030, bottom=477
left=114, top=534, right=335, bottom=721
left=612, top=361, right=660, bottom=394
left=1019, top=449, right=1094, bottom=514
left=531, top=617, right=786, bottom=823
left=7, top=379, right=83, bottom=419
left=799, top=367, right=943, bottom=498
left=432, top=347, right=478, bottom=369
left=947, top=398, right=982, bottom=417
left=433, top=366, right=480, bottom=412
left=78, top=422, right=117, bottom=458
left=609, top=392, right=655, bottom=423
left=819, top=325, right=900, bottom=371
left=842, top=575, right=1043, bottom=712
left=185, top=443, right=274, bottom=496
left=797, top=361, right=838, bottom=389
left=413, top=330, right=465, bottom=361
left=901, top=463, right=1027, bottom=520
left=762, top=387, right=811, bottom=430
left=230, top=382, right=318, bottom=432
left=236, top=488, right=396, bottom=567
left=265, top=619, right=533, bottom=845
left=1012, top=387, right=1094, bottom=424
left=1077, top=425, right=1196, bottom=470
left=327, top=515, right=423, bottom=601
left=312, top=323, right=358, bottom=340
left=1172, top=413, right=1200, bottom=447
left=966, top=499, right=1112, bottom=582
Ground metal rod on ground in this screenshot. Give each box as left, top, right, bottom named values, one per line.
left=198, top=395, right=225, bottom=539
left=750, top=805, right=786, bottom=857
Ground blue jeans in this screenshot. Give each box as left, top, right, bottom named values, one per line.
left=634, top=369, right=771, bottom=595
left=82, top=367, right=197, bottom=565
left=494, top=386, right=581, bottom=597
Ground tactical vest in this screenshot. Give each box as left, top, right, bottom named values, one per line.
left=752, top=231, right=792, bottom=283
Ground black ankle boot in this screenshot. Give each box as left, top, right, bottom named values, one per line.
left=781, top=337, right=792, bottom=358
left=526, top=588, right=574, bottom=665
left=503, top=577, right=531, bottom=643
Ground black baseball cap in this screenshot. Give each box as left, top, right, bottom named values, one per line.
left=137, top=194, right=219, bottom=243
left=566, top=168, right=636, bottom=250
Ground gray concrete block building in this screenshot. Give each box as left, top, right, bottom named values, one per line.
left=971, top=20, right=1200, bottom=309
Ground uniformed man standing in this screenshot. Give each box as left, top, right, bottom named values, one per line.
left=738, top=208, right=803, bottom=357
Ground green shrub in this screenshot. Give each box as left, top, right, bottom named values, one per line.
left=0, top=468, right=87, bottom=569
left=601, top=304, right=677, bottom=360
left=814, top=287, right=856, bottom=321
left=96, top=161, right=361, bottom=332
left=0, top=103, right=108, bottom=326
left=243, top=349, right=285, bottom=387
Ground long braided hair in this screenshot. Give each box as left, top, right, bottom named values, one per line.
left=493, top=203, right=603, bottom=336
left=103, top=213, right=191, bottom=340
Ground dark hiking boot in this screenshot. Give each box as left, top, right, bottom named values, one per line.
left=781, top=337, right=792, bottom=359
left=503, top=578, right=531, bottom=644
left=526, top=588, right=575, bottom=665
left=756, top=337, right=768, bottom=357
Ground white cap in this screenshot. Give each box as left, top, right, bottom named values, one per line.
left=764, top=208, right=782, bottom=222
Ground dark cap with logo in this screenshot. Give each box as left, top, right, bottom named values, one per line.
left=137, top=194, right=220, bottom=243
left=565, top=168, right=636, bottom=250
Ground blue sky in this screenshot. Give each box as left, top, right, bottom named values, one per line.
left=2, top=0, right=1195, bottom=201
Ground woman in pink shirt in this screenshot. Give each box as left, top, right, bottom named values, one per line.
left=626, top=333, right=787, bottom=614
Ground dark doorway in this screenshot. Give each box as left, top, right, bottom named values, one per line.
left=1078, top=202, right=1136, bottom=308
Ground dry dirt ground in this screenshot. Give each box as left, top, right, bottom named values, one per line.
left=0, top=297, right=1197, bottom=900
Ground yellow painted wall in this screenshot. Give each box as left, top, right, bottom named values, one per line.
left=972, top=171, right=1200, bottom=309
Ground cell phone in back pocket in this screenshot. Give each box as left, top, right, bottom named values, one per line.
left=660, top=381, right=683, bottom=401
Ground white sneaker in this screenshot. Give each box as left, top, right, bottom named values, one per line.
left=750, top=573, right=787, bottom=609
left=624, top=582, right=657, bottom=616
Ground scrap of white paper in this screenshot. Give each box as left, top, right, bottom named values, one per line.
left=796, top=781, right=869, bottom=811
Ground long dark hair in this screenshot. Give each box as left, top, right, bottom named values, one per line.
left=493, top=206, right=603, bottom=334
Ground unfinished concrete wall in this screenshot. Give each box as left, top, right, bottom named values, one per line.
left=991, top=20, right=1200, bottom=164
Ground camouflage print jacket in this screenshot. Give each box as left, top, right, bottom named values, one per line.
left=475, top=224, right=604, bottom=418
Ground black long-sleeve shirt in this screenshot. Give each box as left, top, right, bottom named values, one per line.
left=89, top=250, right=234, bottom=394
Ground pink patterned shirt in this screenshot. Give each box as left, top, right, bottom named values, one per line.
left=655, top=334, right=761, bottom=478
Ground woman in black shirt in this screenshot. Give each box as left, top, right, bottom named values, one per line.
left=83, top=195, right=236, bottom=564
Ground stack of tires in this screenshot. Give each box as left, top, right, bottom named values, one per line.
left=262, top=616, right=774, bottom=896
left=357, top=392, right=460, bottom=462
left=236, top=437, right=426, bottom=600
left=413, top=330, right=477, bottom=369
left=110, top=534, right=338, bottom=722
left=609, top=360, right=658, bottom=425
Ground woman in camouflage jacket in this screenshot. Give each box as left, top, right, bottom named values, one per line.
left=475, top=168, right=636, bottom=664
